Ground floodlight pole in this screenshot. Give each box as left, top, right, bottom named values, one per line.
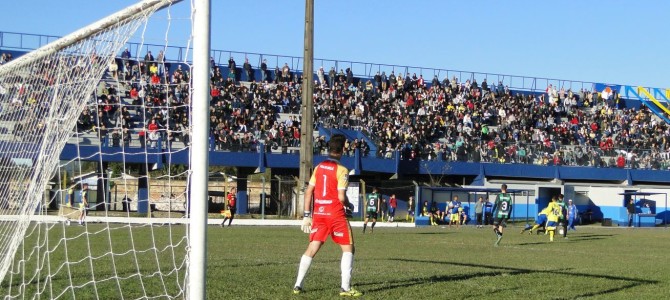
left=189, top=0, right=211, bottom=299
left=297, top=0, right=314, bottom=218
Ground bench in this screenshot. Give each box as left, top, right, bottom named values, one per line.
left=638, top=214, right=660, bottom=227
left=415, top=216, right=431, bottom=226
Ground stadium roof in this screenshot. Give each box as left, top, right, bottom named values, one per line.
left=424, top=186, right=530, bottom=194
left=618, top=192, right=667, bottom=196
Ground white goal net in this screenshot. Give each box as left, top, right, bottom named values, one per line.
left=0, top=0, right=206, bottom=298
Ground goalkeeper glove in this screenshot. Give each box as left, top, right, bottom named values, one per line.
left=344, top=202, right=354, bottom=218
left=301, top=211, right=312, bottom=233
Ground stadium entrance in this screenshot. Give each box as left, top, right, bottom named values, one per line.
left=537, top=186, right=563, bottom=214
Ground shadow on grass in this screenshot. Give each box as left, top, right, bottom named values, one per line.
left=568, top=237, right=607, bottom=242
left=369, top=259, right=659, bottom=298
left=413, top=232, right=456, bottom=235
left=568, top=234, right=615, bottom=238
left=516, top=241, right=548, bottom=246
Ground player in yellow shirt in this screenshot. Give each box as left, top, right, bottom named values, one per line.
left=546, top=206, right=562, bottom=242
left=520, top=196, right=559, bottom=235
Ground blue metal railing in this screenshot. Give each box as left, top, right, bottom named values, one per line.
left=0, top=30, right=626, bottom=94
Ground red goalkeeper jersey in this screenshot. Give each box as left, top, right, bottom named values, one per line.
left=309, top=158, right=349, bottom=218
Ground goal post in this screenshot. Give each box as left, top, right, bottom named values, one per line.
left=0, top=0, right=210, bottom=298
left=189, top=0, right=211, bottom=299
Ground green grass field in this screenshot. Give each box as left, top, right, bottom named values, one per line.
left=211, top=224, right=669, bottom=300
left=2, top=223, right=669, bottom=299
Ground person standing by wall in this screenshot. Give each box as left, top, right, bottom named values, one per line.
left=293, top=134, right=362, bottom=297
left=243, top=58, right=253, bottom=81
left=388, top=194, right=397, bottom=222
left=67, top=185, right=74, bottom=207
left=78, top=183, right=89, bottom=226
left=474, top=196, right=484, bottom=228
left=484, top=197, right=494, bottom=225
left=627, top=199, right=636, bottom=227
left=406, top=195, right=415, bottom=222
left=380, top=198, right=388, bottom=222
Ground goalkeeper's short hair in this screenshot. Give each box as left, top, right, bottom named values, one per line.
left=328, top=134, right=346, bottom=154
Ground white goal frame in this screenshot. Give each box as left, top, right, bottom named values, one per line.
left=189, top=0, right=211, bottom=299
left=0, top=0, right=211, bottom=299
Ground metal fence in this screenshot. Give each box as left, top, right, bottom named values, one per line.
left=3, top=30, right=656, bottom=94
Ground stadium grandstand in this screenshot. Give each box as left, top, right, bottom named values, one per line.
left=1, top=30, right=669, bottom=227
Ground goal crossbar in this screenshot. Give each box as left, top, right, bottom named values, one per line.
left=0, top=0, right=182, bottom=77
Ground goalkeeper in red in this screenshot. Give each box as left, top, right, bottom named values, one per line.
left=492, top=184, right=512, bottom=246
left=293, top=134, right=362, bottom=297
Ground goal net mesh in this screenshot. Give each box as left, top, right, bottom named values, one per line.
left=0, top=0, right=196, bottom=298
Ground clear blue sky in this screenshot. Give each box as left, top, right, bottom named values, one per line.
left=1, top=0, right=668, bottom=88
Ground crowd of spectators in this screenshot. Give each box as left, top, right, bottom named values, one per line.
left=60, top=48, right=670, bottom=170
left=309, top=67, right=670, bottom=170
left=75, top=50, right=316, bottom=154
left=0, top=53, right=13, bottom=65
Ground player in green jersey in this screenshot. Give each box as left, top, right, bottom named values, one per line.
left=363, top=187, right=380, bottom=233
left=492, top=184, right=512, bottom=246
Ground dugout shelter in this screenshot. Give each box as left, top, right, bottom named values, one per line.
left=415, top=186, right=532, bottom=226
left=618, top=191, right=667, bottom=227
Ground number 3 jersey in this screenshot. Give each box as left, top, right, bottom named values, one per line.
left=309, top=158, right=349, bottom=218
left=494, top=193, right=512, bottom=218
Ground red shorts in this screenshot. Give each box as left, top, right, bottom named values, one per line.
left=309, top=216, right=353, bottom=245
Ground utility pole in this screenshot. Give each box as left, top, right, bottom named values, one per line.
left=297, top=0, right=314, bottom=218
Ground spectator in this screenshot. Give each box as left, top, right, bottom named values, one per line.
left=627, top=199, right=636, bottom=227
left=317, top=66, right=326, bottom=87
left=282, top=63, right=290, bottom=83
left=616, top=153, right=626, bottom=168
left=156, top=50, right=165, bottom=76
left=147, top=119, right=160, bottom=148
left=407, top=195, right=414, bottom=222
left=111, top=129, right=121, bottom=147
left=388, top=194, right=397, bottom=222
left=122, top=195, right=132, bottom=212
left=429, top=201, right=439, bottom=226
left=138, top=129, right=146, bottom=148
left=108, top=59, right=118, bottom=79
left=78, top=183, right=89, bottom=226
left=143, top=51, right=154, bottom=74
left=379, top=197, right=388, bottom=222
left=328, top=67, right=336, bottom=88
left=474, top=196, right=484, bottom=228
left=484, top=197, right=493, bottom=225
left=228, top=56, right=236, bottom=74
left=121, top=48, right=131, bottom=61
left=421, top=200, right=429, bottom=217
